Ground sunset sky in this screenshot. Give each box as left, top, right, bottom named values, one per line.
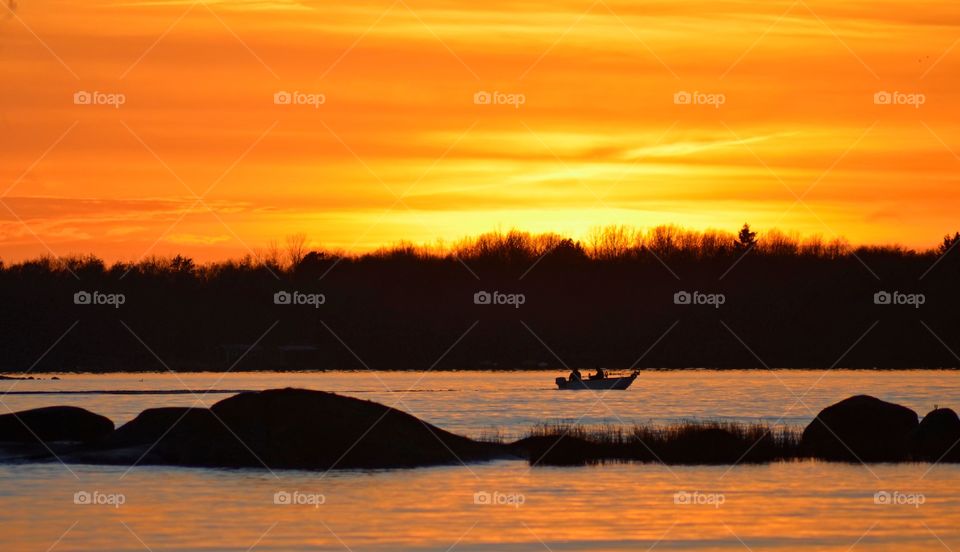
left=1, top=0, right=958, bottom=261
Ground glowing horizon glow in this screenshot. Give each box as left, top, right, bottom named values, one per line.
left=1, top=0, right=958, bottom=261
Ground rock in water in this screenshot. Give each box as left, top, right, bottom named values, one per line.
left=127, top=388, right=501, bottom=469
left=106, top=407, right=220, bottom=446
left=0, top=406, right=114, bottom=443
left=802, top=395, right=918, bottom=461
left=912, top=408, right=960, bottom=461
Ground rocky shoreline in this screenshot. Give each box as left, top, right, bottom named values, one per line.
left=0, top=389, right=957, bottom=469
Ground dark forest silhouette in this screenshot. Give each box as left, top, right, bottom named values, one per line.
left=1, top=224, right=959, bottom=372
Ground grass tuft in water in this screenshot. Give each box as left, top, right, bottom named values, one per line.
left=515, top=421, right=805, bottom=466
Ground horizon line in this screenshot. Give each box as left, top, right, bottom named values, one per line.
left=4, top=224, right=957, bottom=268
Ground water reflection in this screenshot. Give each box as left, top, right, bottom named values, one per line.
left=2, top=460, right=957, bottom=551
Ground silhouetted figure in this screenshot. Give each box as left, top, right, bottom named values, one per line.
left=568, top=368, right=582, bottom=382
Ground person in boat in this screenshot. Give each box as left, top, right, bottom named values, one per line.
left=589, top=367, right=606, bottom=380
left=568, top=368, right=582, bottom=382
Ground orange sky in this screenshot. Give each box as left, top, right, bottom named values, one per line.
left=1, top=0, right=958, bottom=261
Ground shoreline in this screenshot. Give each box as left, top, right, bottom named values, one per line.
left=0, top=389, right=956, bottom=470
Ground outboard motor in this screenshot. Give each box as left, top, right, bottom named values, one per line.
left=555, top=377, right=567, bottom=389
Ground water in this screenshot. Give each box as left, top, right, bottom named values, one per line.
left=1, top=370, right=956, bottom=437
left=1, top=370, right=958, bottom=551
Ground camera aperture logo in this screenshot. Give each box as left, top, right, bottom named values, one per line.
left=473, top=290, right=525, bottom=309
left=873, top=290, right=924, bottom=309
left=274, top=90, right=326, bottom=108
left=273, top=490, right=325, bottom=508
left=74, top=490, right=126, bottom=508
left=473, top=490, right=525, bottom=508
left=874, top=490, right=924, bottom=508
left=874, top=91, right=925, bottom=108
left=73, top=90, right=125, bottom=108
left=74, top=290, right=126, bottom=308
left=673, top=290, right=725, bottom=309
left=274, top=290, right=325, bottom=308
left=673, top=491, right=725, bottom=508
left=674, top=90, right=725, bottom=108
left=473, top=90, right=525, bottom=109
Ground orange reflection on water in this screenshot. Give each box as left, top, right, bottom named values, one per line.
left=3, top=459, right=958, bottom=550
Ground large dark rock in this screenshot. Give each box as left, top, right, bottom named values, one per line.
left=0, top=406, right=114, bottom=444
left=106, top=407, right=220, bottom=446
left=128, top=388, right=504, bottom=469
left=912, top=408, right=960, bottom=461
left=802, top=395, right=918, bottom=461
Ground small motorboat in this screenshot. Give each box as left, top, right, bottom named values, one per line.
left=555, top=370, right=639, bottom=390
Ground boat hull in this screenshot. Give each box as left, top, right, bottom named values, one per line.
left=555, top=372, right=638, bottom=390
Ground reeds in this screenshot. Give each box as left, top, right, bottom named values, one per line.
left=516, top=421, right=806, bottom=466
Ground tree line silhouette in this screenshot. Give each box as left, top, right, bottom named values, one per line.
left=1, top=224, right=959, bottom=372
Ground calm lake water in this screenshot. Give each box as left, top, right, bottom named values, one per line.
left=1, top=370, right=959, bottom=551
